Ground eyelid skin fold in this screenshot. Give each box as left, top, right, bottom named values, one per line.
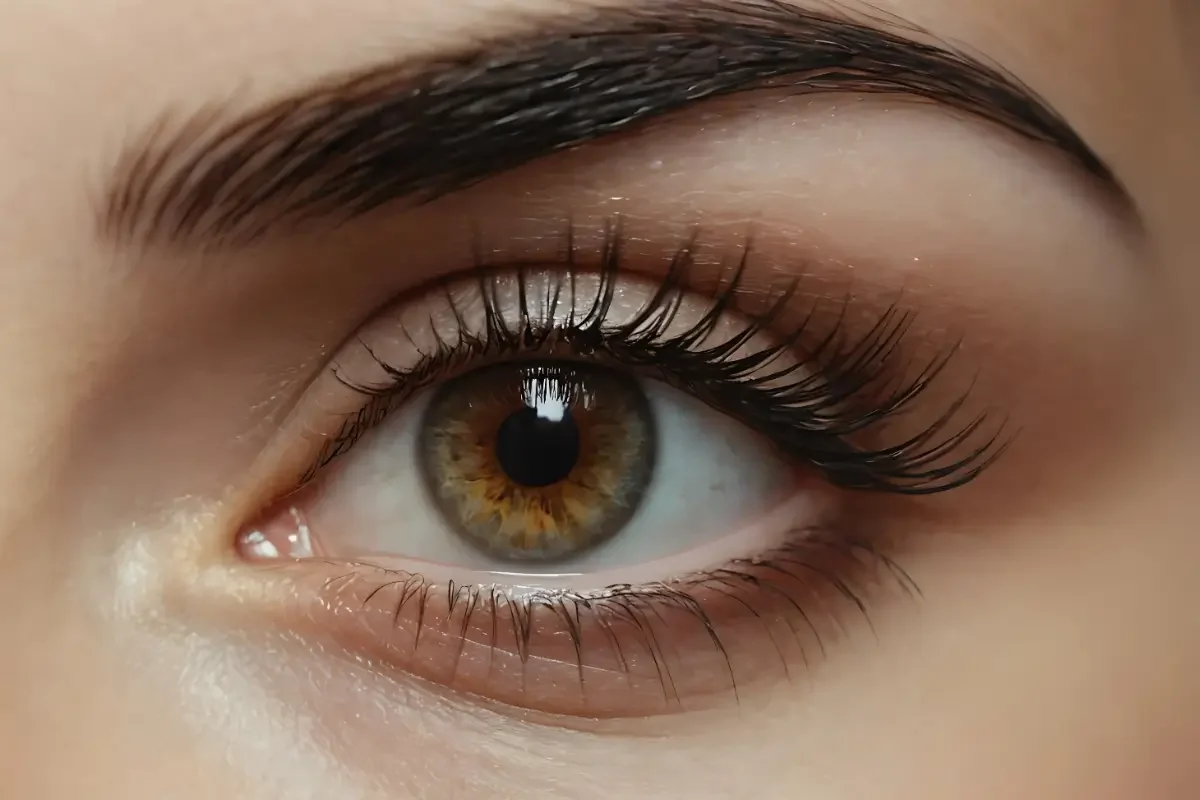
left=226, top=223, right=997, bottom=721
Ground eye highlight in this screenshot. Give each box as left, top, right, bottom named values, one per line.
left=421, top=361, right=656, bottom=563
left=235, top=226, right=1002, bottom=718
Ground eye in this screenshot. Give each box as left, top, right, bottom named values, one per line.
left=235, top=230, right=999, bottom=719
left=423, top=361, right=661, bottom=565
left=251, top=359, right=798, bottom=571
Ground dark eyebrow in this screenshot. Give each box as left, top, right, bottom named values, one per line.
left=101, top=0, right=1120, bottom=250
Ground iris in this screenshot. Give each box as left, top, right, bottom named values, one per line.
left=418, top=362, right=656, bottom=562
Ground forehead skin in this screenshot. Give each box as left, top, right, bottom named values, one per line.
left=0, top=1, right=1196, bottom=800
left=0, top=0, right=1195, bottom=338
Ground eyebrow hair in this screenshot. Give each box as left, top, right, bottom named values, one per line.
left=101, top=0, right=1119, bottom=249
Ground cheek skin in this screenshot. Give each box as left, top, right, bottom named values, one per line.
left=818, top=462, right=1198, bottom=799
left=56, top=432, right=1187, bottom=800
left=324, top=443, right=1196, bottom=800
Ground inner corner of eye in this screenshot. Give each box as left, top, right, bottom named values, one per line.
left=234, top=484, right=323, bottom=564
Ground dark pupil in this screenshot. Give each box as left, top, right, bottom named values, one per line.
left=494, top=406, right=581, bottom=488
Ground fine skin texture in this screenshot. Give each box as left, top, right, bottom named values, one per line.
left=0, top=1, right=1197, bottom=799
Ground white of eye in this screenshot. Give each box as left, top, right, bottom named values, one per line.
left=300, top=375, right=830, bottom=590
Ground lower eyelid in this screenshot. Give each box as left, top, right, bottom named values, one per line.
left=269, top=485, right=831, bottom=589
left=250, top=529, right=913, bottom=720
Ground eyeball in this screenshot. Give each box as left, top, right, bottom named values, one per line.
left=419, top=362, right=656, bottom=563
left=250, top=359, right=807, bottom=578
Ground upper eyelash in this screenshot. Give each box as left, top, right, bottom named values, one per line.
left=314, top=222, right=1007, bottom=493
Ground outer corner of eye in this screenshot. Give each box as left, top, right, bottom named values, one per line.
left=225, top=265, right=957, bottom=719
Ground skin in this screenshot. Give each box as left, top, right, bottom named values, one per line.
left=0, top=0, right=1197, bottom=798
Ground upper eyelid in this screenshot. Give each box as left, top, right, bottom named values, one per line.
left=303, top=240, right=1003, bottom=495
left=97, top=0, right=1123, bottom=254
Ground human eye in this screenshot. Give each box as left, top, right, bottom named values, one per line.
left=232, top=224, right=997, bottom=719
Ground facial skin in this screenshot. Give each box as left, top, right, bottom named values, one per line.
left=0, top=0, right=1197, bottom=798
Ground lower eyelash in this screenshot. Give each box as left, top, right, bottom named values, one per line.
left=305, top=525, right=917, bottom=718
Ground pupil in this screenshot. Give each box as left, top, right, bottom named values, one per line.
left=494, top=405, right=581, bottom=488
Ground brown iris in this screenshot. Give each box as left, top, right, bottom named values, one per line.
left=418, top=361, right=656, bottom=563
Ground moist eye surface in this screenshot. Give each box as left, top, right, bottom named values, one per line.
left=419, top=360, right=656, bottom=563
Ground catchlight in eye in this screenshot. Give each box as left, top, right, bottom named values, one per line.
left=420, top=361, right=656, bottom=563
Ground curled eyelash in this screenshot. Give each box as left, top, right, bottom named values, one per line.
left=316, top=222, right=1006, bottom=493
left=253, top=224, right=999, bottom=717
left=313, top=527, right=918, bottom=715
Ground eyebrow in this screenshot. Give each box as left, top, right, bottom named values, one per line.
left=101, top=0, right=1120, bottom=250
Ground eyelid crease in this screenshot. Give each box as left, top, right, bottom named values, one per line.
left=98, top=0, right=1121, bottom=251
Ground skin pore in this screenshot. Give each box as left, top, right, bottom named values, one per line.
left=0, top=0, right=1197, bottom=798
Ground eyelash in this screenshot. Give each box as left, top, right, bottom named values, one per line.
left=270, top=223, right=1005, bottom=715
left=313, top=526, right=919, bottom=716
left=309, top=225, right=1003, bottom=493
